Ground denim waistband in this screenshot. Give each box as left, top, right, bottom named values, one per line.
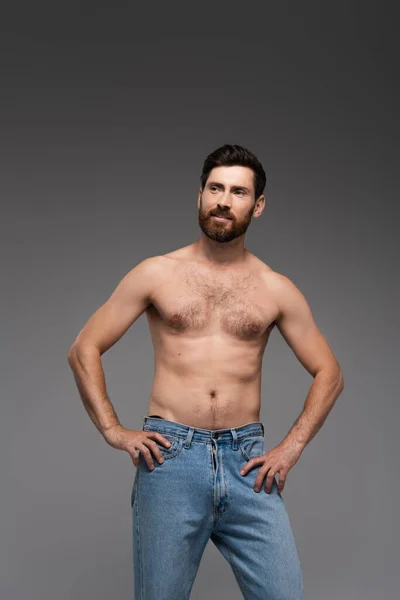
left=142, top=415, right=264, bottom=445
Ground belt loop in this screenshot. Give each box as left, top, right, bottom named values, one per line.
left=231, top=428, right=238, bottom=450
left=184, top=427, right=194, bottom=449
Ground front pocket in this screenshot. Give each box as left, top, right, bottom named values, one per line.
left=154, top=433, right=184, bottom=460
left=239, top=435, right=265, bottom=462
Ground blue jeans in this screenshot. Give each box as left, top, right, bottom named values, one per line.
left=131, top=416, right=303, bottom=599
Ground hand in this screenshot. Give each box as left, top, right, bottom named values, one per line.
left=240, top=439, right=304, bottom=494
left=104, top=425, right=172, bottom=469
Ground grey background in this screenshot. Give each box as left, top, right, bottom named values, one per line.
left=2, top=2, right=399, bottom=599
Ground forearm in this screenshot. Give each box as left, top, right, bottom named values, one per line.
left=67, top=345, right=122, bottom=441
left=282, top=369, right=344, bottom=451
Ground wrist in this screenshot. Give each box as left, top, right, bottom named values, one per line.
left=281, top=435, right=306, bottom=454
left=103, top=423, right=125, bottom=445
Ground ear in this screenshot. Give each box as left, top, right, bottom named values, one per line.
left=197, top=187, right=202, bottom=209
left=253, top=195, right=265, bottom=218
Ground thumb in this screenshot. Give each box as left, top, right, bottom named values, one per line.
left=131, top=448, right=140, bottom=467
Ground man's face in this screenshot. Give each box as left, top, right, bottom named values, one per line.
left=197, top=166, right=263, bottom=243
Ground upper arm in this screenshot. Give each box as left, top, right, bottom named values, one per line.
left=270, top=273, right=341, bottom=378
left=69, top=256, right=163, bottom=355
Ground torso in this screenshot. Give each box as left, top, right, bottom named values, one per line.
left=145, top=244, right=280, bottom=429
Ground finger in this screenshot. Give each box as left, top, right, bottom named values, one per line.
left=160, top=434, right=172, bottom=448
left=137, top=444, right=155, bottom=470
left=253, top=465, right=270, bottom=492
left=264, top=473, right=276, bottom=494
left=146, top=432, right=171, bottom=448
left=277, top=474, right=286, bottom=494
left=240, top=456, right=264, bottom=476
left=142, top=438, right=165, bottom=465
left=131, top=449, right=140, bottom=467
left=132, top=447, right=143, bottom=467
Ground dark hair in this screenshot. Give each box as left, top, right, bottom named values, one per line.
left=200, top=144, right=267, bottom=200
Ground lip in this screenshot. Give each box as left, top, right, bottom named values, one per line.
left=212, top=215, right=232, bottom=221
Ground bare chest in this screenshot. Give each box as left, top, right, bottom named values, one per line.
left=147, top=263, right=277, bottom=340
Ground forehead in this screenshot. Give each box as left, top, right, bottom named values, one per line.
left=207, top=166, right=254, bottom=189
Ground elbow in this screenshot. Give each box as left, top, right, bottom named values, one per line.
left=319, top=365, right=344, bottom=392
left=67, top=343, right=99, bottom=364
left=67, top=345, right=78, bottom=365
left=331, top=359, right=344, bottom=391
left=337, top=370, right=344, bottom=392
left=67, top=343, right=85, bottom=364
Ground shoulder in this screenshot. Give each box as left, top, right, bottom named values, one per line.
left=132, top=253, right=184, bottom=283
left=132, top=244, right=199, bottom=277
left=260, top=268, right=297, bottom=292
left=129, top=255, right=166, bottom=276
left=138, top=255, right=169, bottom=271
left=257, top=265, right=307, bottom=315
left=246, top=253, right=297, bottom=293
left=123, top=255, right=171, bottom=286
left=249, top=254, right=296, bottom=292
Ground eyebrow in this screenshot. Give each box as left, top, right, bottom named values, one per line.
left=207, top=181, right=251, bottom=194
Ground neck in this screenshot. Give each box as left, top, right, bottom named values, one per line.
left=193, top=234, right=248, bottom=266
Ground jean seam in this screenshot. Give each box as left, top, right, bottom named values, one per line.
left=134, top=468, right=144, bottom=600
left=131, top=472, right=138, bottom=508
left=212, top=532, right=250, bottom=600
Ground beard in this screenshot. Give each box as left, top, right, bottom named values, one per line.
left=198, top=202, right=254, bottom=243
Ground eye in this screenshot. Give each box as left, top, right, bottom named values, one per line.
left=236, top=190, right=245, bottom=195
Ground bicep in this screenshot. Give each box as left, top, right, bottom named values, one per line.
left=273, top=275, right=339, bottom=377
left=71, top=256, right=160, bottom=355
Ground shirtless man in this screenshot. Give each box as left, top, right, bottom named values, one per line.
left=68, top=144, right=344, bottom=600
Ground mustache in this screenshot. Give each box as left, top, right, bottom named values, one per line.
left=210, top=212, right=233, bottom=219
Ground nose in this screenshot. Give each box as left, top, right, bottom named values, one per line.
left=217, top=195, right=232, bottom=210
